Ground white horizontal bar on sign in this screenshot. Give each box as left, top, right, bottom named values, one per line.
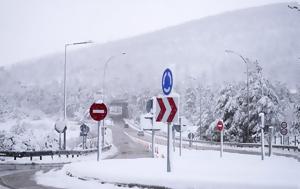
left=93, top=110, right=105, bottom=114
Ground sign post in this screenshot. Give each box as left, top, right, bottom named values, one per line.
left=55, top=120, right=67, bottom=150
left=179, top=118, right=182, bottom=156
left=156, top=68, right=179, bottom=172
left=144, top=98, right=160, bottom=158
left=188, top=133, right=195, bottom=147
left=89, top=103, right=108, bottom=162
left=280, top=122, right=288, bottom=144
left=268, top=126, right=273, bottom=156
left=216, top=120, right=224, bottom=158
left=173, top=118, right=187, bottom=156
left=80, top=124, right=90, bottom=149
left=259, top=113, right=265, bottom=160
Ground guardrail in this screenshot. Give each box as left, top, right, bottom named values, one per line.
left=124, top=118, right=299, bottom=153
left=0, top=145, right=112, bottom=161
left=182, top=139, right=300, bottom=152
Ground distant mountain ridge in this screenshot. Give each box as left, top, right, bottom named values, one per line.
left=5, top=3, right=300, bottom=93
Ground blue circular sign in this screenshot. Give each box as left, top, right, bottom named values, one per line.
left=162, top=68, right=173, bottom=95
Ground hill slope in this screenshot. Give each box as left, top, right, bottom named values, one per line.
left=6, top=3, right=300, bottom=93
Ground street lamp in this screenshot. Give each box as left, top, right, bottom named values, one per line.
left=225, top=49, right=250, bottom=142
left=101, top=52, right=126, bottom=146
left=63, top=40, right=93, bottom=150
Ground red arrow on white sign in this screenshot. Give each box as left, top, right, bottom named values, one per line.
left=155, top=96, right=178, bottom=123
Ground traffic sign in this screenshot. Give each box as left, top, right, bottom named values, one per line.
left=80, top=124, right=90, bottom=134
left=162, top=68, right=173, bottom=95
left=281, top=122, right=287, bottom=129
left=216, top=120, right=224, bottom=131
left=89, top=103, right=108, bottom=121
left=155, top=96, right=178, bottom=123
left=280, top=128, right=288, bottom=136
left=55, top=120, right=67, bottom=133
left=188, top=133, right=195, bottom=140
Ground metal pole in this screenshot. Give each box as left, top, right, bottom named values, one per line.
left=167, top=122, right=172, bottom=172
left=172, top=127, right=176, bottom=152
left=179, top=118, right=182, bottom=156
left=246, top=62, right=250, bottom=142
left=63, top=130, right=66, bottom=150
left=82, top=135, right=84, bottom=150
left=64, top=45, right=67, bottom=121
left=101, top=127, right=105, bottom=147
left=199, top=91, right=202, bottom=140
left=152, top=130, right=155, bottom=158
left=62, top=41, right=92, bottom=150
left=269, top=127, right=273, bottom=156
left=220, top=129, right=223, bottom=158
left=59, top=133, right=61, bottom=150
left=261, top=128, right=265, bottom=160
left=259, top=113, right=265, bottom=160
left=225, top=50, right=250, bottom=142
left=101, top=54, right=124, bottom=147
left=97, top=121, right=102, bottom=161
left=63, top=45, right=67, bottom=150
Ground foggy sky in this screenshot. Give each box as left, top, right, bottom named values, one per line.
left=0, top=0, right=292, bottom=66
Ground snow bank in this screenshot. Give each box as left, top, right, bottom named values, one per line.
left=38, top=148, right=299, bottom=189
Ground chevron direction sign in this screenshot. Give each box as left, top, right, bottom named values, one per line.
left=155, top=96, right=179, bottom=123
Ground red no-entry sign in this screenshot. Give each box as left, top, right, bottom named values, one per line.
left=217, top=120, right=224, bottom=131
left=89, top=103, right=108, bottom=121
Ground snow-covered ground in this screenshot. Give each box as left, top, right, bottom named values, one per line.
left=36, top=145, right=299, bottom=189
left=0, top=127, right=115, bottom=164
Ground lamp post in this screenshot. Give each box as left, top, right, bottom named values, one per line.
left=225, top=49, right=250, bottom=142
left=63, top=40, right=93, bottom=150
left=101, top=52, right=126, bottom=146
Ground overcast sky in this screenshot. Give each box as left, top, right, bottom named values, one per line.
left=0, top=0, right=291, bottom=66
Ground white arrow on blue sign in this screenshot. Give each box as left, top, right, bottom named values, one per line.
left=162, top=68, right=173, bottom=95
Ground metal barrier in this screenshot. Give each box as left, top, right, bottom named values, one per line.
left=182, top=139, right=300, bottom=152
left=124, top=118, right=299, bottom=153
left=0, top=145, right=112, bottom=160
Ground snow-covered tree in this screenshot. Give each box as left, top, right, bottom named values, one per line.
left=206, top=60, right=284, bottom=142
left=183, top=87, right=197, bottom=124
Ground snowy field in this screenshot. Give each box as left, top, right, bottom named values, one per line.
left=36, top=147, right=299, bottom=189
